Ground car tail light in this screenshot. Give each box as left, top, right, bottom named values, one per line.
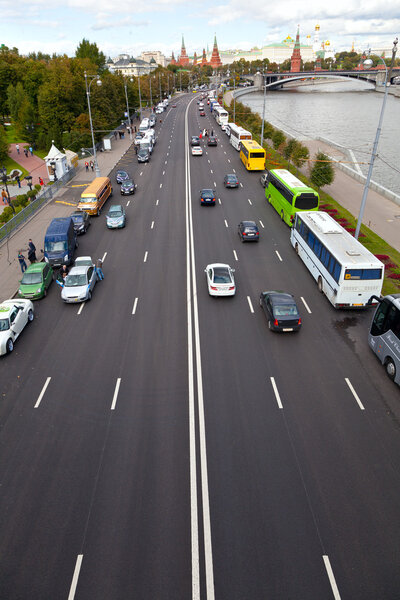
left=243, top=232, right=247, bottom=236
left=274, top=319, right=279, bottom=327
left=298, top=318, right=302, bottom=325
left=229, top=286, right=235, bottom=290
left=211, top=286, right=218, bottom=291
left=256, top=232, right=259, bottom=235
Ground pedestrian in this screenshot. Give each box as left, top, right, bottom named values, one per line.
left=16, top=175, right=21, bottom=188
left=199, top=132, right=202, bottom=140
left=96, top=258, right=104, bottom=280
left=134, top=144, right=138, bottom=154
left=1, top=189, right=7, bottom=204
left=29, top=146, right=33, bottom=156
left=16, top=144, right=20, bottom=154
left=18, top=251, right=27, bottom=273
left=134, top=125, right=137, bottom=133
left=211, top=129, right=214, bottom=136
left=114, top=131, right=117, bottom=140
left=24, top=147, right=28, bottom=158
left=90, top=160, right=94, bottom=171
left=39, top=177, right=44, bottom=186
left=85, top=161, right=89, bottom=172
left=27, top=239, right=37, bottom=263
left=59, top=264, right=69, bottom=281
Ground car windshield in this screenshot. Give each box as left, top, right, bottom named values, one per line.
left=202, top=190, right=213, bottom=197
left=138, top=150, right=148, bottom=156
left=213, top=268, right=231, bottom=283
left=0, top=318, right=10, bottom=331
left=123, top=181, right=133, bottom=187
left=71, top=214, right=84, bottom=223
left=273, top=304, right=298, bottom=317
left=226, top=175, right=236, bottom=181
left=65, top=274, right=87, bottom=287
left=45, top=240, right=67, bottom=252
left=109, top=210, right=123, bottom=217
left=21, top=272, right=42, bottom=285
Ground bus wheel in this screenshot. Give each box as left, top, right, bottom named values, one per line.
left=385, top=359, right=396, bottom=381
left=317, top=277, right=323, bottom=293
left=295, top=243, right=299, bottom=255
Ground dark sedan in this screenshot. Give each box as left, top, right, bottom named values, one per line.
left=224, top=174, right=239, bottom=188
left=200, top=188, right=216, bottom=206
left=137, top=149, right=150, bottom=163
left=259, top=291, right=302, bottom=332
left=238, top=220, right=259, bottom=242
left=191, top=136, right=200, bottom=146
left=207, top=136, right=217, bottom=146
left=116, top=170, right=130, bottom=184
left=120, top=179, right=137, bottom=195
left=70, top=210, right=90, bottom=235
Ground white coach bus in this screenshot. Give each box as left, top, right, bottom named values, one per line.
left=368, top=294, right=400, bottom=385
left=213, top=106, right=229, bottom=126
left=229, top=124, right=252, bottom=151
left=290, top=211, right=384, bottom=308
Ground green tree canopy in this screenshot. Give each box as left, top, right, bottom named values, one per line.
left=75, top=39, right=106, bottom=70
left=310, top=152, right=335, bottom=188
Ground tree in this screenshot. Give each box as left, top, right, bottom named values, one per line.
left=310, top=152, right=335, bottom=188
left=0, top=125, right=9, bottom=162
left=292, top=144, right=310, bottom=169
left=283, top=138, right=300, bottom=163
left=75, top=39, right=106, bottom=70
left=272, top=130, right=286, bottom=150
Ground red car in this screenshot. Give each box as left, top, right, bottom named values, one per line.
left=200, top=111, right=206, bottom=116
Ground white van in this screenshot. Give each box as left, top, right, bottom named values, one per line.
left=139, top=118, right=150, bottom=132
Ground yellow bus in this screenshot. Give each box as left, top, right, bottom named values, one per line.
left=78, top=177, right=113, bottom=216
left=239, top=140, right=266, bottom=171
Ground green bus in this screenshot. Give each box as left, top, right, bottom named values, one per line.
left=264, top=169, right=319, bottom=226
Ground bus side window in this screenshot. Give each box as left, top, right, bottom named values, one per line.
left=386, top=305, right=400, bottom=337
left=371, top=300, right=391, bottom=336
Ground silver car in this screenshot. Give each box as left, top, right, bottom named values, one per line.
left=61, top=265, right=97, bottom=303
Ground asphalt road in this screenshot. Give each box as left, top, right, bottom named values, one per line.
left=0, top=93, right=399, bottom=600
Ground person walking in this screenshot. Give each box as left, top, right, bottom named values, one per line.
left=85, top=161, right=89, bottom=172
left=18, top=251, right=27, bottom=273
left=27, top=239, right=37, bottom=263
left=29, top=146, right=33, bottom=156
left=1, top=189, right=7, bottom=205
left=90, top=160, right=94, bottom=171
left=96, top=258, right=104, bottom=280
left=39, top=177, right=44, bottom=186
left=24, top=147, right=28, bottom=158
left=16, top=175, right=21, bottom=188
left=16, top=144, right=20, bottom=154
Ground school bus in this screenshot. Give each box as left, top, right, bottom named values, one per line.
left=239, top=140, right=266, bottom=171
left=77, top=177, right=113, bottom=216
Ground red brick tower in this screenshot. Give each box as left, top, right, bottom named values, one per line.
left=179, top=35, right=189, bottom=66
left=193, top=51, right=197, bottom=66
left=170, top=51, right=176, bottom=66
left=209, top=35, right=222, bottom=69
left=290, top=26, right=302, bottom=72
left=201, top=48, right=208, bottom=66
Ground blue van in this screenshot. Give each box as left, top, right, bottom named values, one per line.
left=44, top=217, right=77, bottom=267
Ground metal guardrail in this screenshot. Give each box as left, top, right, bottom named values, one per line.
left=0, top=167, right=76, bottom=245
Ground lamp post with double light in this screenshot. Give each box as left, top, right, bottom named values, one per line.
left=354, top=38, right=398, bottom=240
left=123, top=77, right=133, bottom=140
left=84, top=71, right=102, bottom=178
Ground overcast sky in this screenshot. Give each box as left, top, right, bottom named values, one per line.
left=2, top=0, right=399, bottom=58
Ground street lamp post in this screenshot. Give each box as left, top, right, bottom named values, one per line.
left=149, top=76, right=153, bottom=110
left=0, top=166, right=14, bottom=213
left=84, top=71, right=102, bottom=178
left=260, top=69, right=267, bottom=149
left=137, top=68, right=143, bottom=122
left=355, top=38, right=398, bottom=240
left=124, top=77, right=133, bottom=140
left=159, top=73, right=162, bottom=101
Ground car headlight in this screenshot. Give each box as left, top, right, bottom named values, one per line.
left=37, top=287, right=42, bottom=293
left=44, top=256, right=49, bottom=262
left=64, top=254, right=69, bottom=261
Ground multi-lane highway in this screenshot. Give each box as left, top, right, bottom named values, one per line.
left=0, top=92, right=399, bottom=600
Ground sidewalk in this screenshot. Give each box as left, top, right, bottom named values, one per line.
left=8, top=143, right=49, bottom=187
left=0, top=135, right=133, bottom=300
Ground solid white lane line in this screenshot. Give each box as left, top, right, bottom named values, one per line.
left=68, top=555, right=83, bottom=600
left=160, top=183, right=163, bottom=188
left=275, top=250, right=283, bottom=262
left=126, top=200, right=130, bottom=207
left=34, top=377, right=51, bottom=408
left=247, top=296, right=254, bottom=313
left=301, top=297, right=312, bottom=314
left=132, top=297, right=138, bottom=314
left=248, top=198, right=252, bottom=205
left=259, top=220, right=265, bottom=228
left=77, top=303, right=85, bottom=315
left=151, top=221, right=154, bottom=229
left=323, top=556, right=341, bottom=600
left=111, top=378, right=121, bottom=410
left=240, top=182, right=243, bottom=188
left=156, top=199, right=159, bottom=205
left=270, top=377, right=283, bottom=409
left=224, top=219, right=228, bottom=228
left=144, top=251, right=148, bottom=262
left=345, top=378, right=365, bottom=410
left=233, top=250, right=238, bottom=261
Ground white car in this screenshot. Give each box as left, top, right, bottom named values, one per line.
left=0, top=299, right=34, bottom=355
left=74, top=256, right=94, bottom=268
left=192, top=146, right=203, bottom=156
left=61, top=265, right=97, bottom=303
left=204, top=263, right=236, bottom=297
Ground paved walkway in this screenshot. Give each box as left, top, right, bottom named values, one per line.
left=8, top=143, right=49, bottom=187
left=0, top=134, right=134, bottom=300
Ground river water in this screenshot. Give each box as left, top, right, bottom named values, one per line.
left=241, top=80, right=400, bottom=195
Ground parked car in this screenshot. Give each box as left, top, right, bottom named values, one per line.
left=120, top=179, right=137, bottom=195
left=224, top=174, right=239, bottom=188
left=137, top=148, right=150, bottom=163
left=18, top=263, right=54, bottom=300
left=0, top=299, right=34, bottom=355
left=191, top=136, right=200, bottom=146
left=204, top=264, right=236, bottom=297
left=44, top=217, right=77, bottom=267
left=116, top=170, right=130, bottom=184
left=74, top=256, right=94, bottom=268
left=200, top=188, right=216, bottom=206
left=106, top=204, right=126, bottom=229
left=259, top=291, right=302, bottom=332
left=61, top=265, right=97, bottom=303
left=134, top=132, right=145, bottom=145
left=238, top=220, right=260, bottom=242
left=192, top=146, right=203, bottom=156
left=207, top=136, right=217, bottom=146
left=70, top=210, right=90, bottom=235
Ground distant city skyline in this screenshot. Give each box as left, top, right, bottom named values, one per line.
left=1, top=0, right=399, bottom=59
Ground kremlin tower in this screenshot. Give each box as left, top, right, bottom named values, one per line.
left=290, top=26, right=302, bottom=72
left=193, top=51, right=197, bottom=66
left=201, top=48, right=208, bottom=66
left=170, top=51, right=176, bottom=66
left=209, top=35, right=222, bottom=68
left=178, top=35, right=189, bottom=66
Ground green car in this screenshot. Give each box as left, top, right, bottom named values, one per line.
left=18, top=263, right=54, bottom=300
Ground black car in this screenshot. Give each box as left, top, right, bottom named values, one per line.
left=70, top=210, right=90, bottom=235
left=238, top=220, right=259, bottom=242
left=224, top=174, right=239, bottom=188
left=116, top=170, right=130, bottom=184
left=200, top=188, right=216, bottom=206
left=207, top=136, right=217, bottom=146
left=259, top=291, right=302, bottom=332
left=120, top=179, right=137, bottom=195
left=137, top=148, right=150, bottom=163
left=191, top=136, right=200, bottom=146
